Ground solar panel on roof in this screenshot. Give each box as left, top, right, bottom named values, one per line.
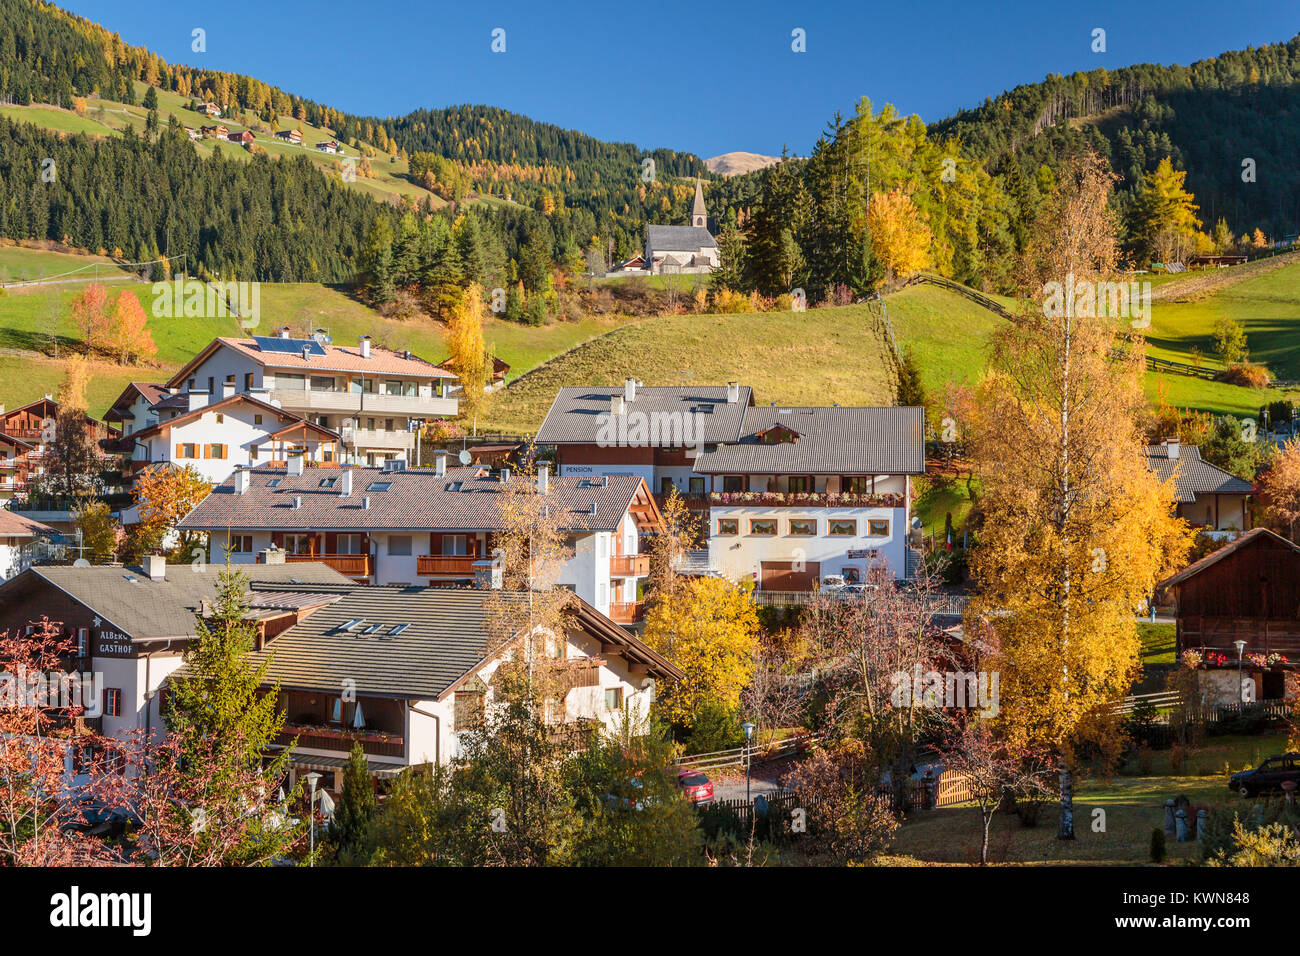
left=253, top=336, right=327, bottom=356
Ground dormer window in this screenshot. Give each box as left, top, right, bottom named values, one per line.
left=757, top=425, right=800, bottom=444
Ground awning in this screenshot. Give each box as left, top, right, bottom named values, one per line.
left=272, top=748, right=406, bottom=779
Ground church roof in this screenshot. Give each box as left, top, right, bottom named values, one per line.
left=693, top=180, right=707, bottom=218
left=647, top=225, right=717, bottom=250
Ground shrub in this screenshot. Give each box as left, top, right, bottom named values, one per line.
left=1216, top=363, right=1271, bottom=388
left=1168, top=744, right=1187, bottom=774
left=1150, top=827, right=1167, bottom=863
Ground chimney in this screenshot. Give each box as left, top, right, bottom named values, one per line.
left=144, top=554, right=167, bottom=581
left=301, top=346, right=311, bottom=363
left=537, top=461, right=549, bottom=495
left=359, top=336, right=371, bottom=359
left=260, top=546, right=285, bottom=565
left=500, top=467, right=511, bottom=483
left=1167, top=438, right=1180, bottom=460
left=611, top=395, right=625, bottom=416
left=287, top=456, right=304, bottom=476
left=221, top=379, right=235, bottom=399
left=339, top=468, right=353, bottom=497
left=473, top=559, right=502, bottom=590
left=233, top=466, right=250, bottom=495
left=434, top=450, right=447, bottom=477
left=726, top=381, right=740, bottom=404
left=624, top=377, right=637, bottom=402
left=277, top=326, right=291, bottom=339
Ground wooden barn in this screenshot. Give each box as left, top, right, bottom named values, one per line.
left=1157, top=528, right=1300, bottom=701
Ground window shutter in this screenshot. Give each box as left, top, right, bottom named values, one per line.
left=175, top=443, right=183, bottom=459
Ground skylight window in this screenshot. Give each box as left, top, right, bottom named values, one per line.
left=446, top=481, right=463, bottom=491
left=319, top=477, right=338, bottom=488
left=267, top=478, right=282, bottom=488
left=367, top=481, right=392, bottom=492
left=389, top=623, right=410, bottom=636
left=338, top=619, right=364, bottom=632
left=362, top=623, right=383, bottom=635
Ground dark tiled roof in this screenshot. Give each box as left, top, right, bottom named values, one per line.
left=178, top=465, right=649, bottom=533
left=1, top=562, right=352, bottom=640
left=693, top=406, right=926, bottom=475
left=1144, top=444, right=1254, bottom=502
left=535, top=385, right=752, bottom=445
left=246, top=586, right=682, bottom=700
left=646, top=225, right=717, bottom=250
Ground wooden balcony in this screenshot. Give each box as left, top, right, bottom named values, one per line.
left=607, top=601, right=645, bottom=625
left=609, top=554, right=650, bottom=577
left=282, top=553, right=370, bottom=578
left=277, top=726, right=404, bottom=758
left=417, top=554, right=478, bottom=577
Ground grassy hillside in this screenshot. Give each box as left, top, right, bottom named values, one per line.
left=0, top=81, right=449, bottom=209
left=480, top=305, right=898, bottom=433
left=0, top=246, right=637, bottom=416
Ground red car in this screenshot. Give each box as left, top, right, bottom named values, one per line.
left=677, top=769, right=714, bottom=804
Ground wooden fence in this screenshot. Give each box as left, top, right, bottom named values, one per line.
left=676, top=732, right=821, bottom=774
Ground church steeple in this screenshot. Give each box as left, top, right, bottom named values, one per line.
left=692, top=180, right=707, bottom=229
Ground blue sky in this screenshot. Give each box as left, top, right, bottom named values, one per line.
left=64, top=0, right=1299, bottom=158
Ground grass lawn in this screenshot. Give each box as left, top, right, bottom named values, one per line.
left=1138, top=621, right=1177, bottom=667
left=913, top=477, right=976, bottom=539
left=888, top=731, right=1289, bottom=865
left=0, top=104, right=118, bottom=136
left=479, top=304, right=897, bottom=433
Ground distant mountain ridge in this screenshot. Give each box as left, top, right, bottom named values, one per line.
left=705, top=152, right=782, bottom=177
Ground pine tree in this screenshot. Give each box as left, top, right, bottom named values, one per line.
left=166, top=564, right=288, bottom=773
left=329, top=741, right=377, bottom=860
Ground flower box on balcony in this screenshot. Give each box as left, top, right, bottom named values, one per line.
left=708, top=491, right=904, bottom=508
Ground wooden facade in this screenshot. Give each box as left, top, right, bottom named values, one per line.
left=1161, top=529, right=1300, bottom=658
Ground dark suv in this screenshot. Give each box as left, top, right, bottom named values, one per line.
left=1228, top=753, right=1300, bottom=797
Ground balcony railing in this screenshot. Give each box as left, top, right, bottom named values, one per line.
left=277, top=725, right=404, bottom=758
left=344, top=428, right=415, bottom=451
left=270, top=388, right=457, bottom=416
left=417, top=555, right=477, bottom=577
left=609, top=554, right=650, bottom=577
left=607, top=601, right=645, bottom=625
left=279, top=553, right=371, bottom=577
left=708, top=491, right=905, bottom=508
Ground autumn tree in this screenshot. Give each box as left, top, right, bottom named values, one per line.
left=131, top=463, right=211, bottom=558
left=44, top=357, right=101, bottom=504
left=781, top=738, right=898, bottom=864
left=968, top=152, right=1194, bottom=839
left=1130, top=157, right=1201, bottom=265
left=1260, top=439, right=1300, bottom=541
left=70, top=282, right=111, bottom=355
left=442, top=283, right=491, bottom=428
left=643, top=485, right=701, bottom=608
left=643, top=575, right=759, bottom=731
left=866, top=188, right=932, bottom=287
left=944, top=721, right=1051, bottom=865
left=0, top=618, right=118, bottom=866
left=75, top=501, right=120, bottom=564
left=107, top=290, right=158, bottom=365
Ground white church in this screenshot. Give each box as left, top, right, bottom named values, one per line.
left=641, top=180, right=719, bottom=275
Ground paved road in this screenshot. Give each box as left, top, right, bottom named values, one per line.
left=709, top=763, right=786, bottom=802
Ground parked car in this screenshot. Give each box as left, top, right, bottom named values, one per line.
left=819, top=575, right=847, bottom=591
left=677, top=769, right=714, bottom=804
left=834, top=582, right=879, bottom=599
left=1228, top=753, right=1300, bottom=797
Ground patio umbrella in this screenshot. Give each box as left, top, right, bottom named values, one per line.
left=351, top=700, right=365, bottom=730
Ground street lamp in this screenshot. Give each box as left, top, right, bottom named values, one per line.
left=303, top=771, right=322, bottom=866
left=741, top=722, right=756, bottom=804
left=1234, top=640, right=1248, bottom=705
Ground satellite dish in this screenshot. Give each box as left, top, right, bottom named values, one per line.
left=73, top=558, right=90, bottom=568
left=458, top=449, right=472, bottom=466
left=312, top=330, right=332, bottom=346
